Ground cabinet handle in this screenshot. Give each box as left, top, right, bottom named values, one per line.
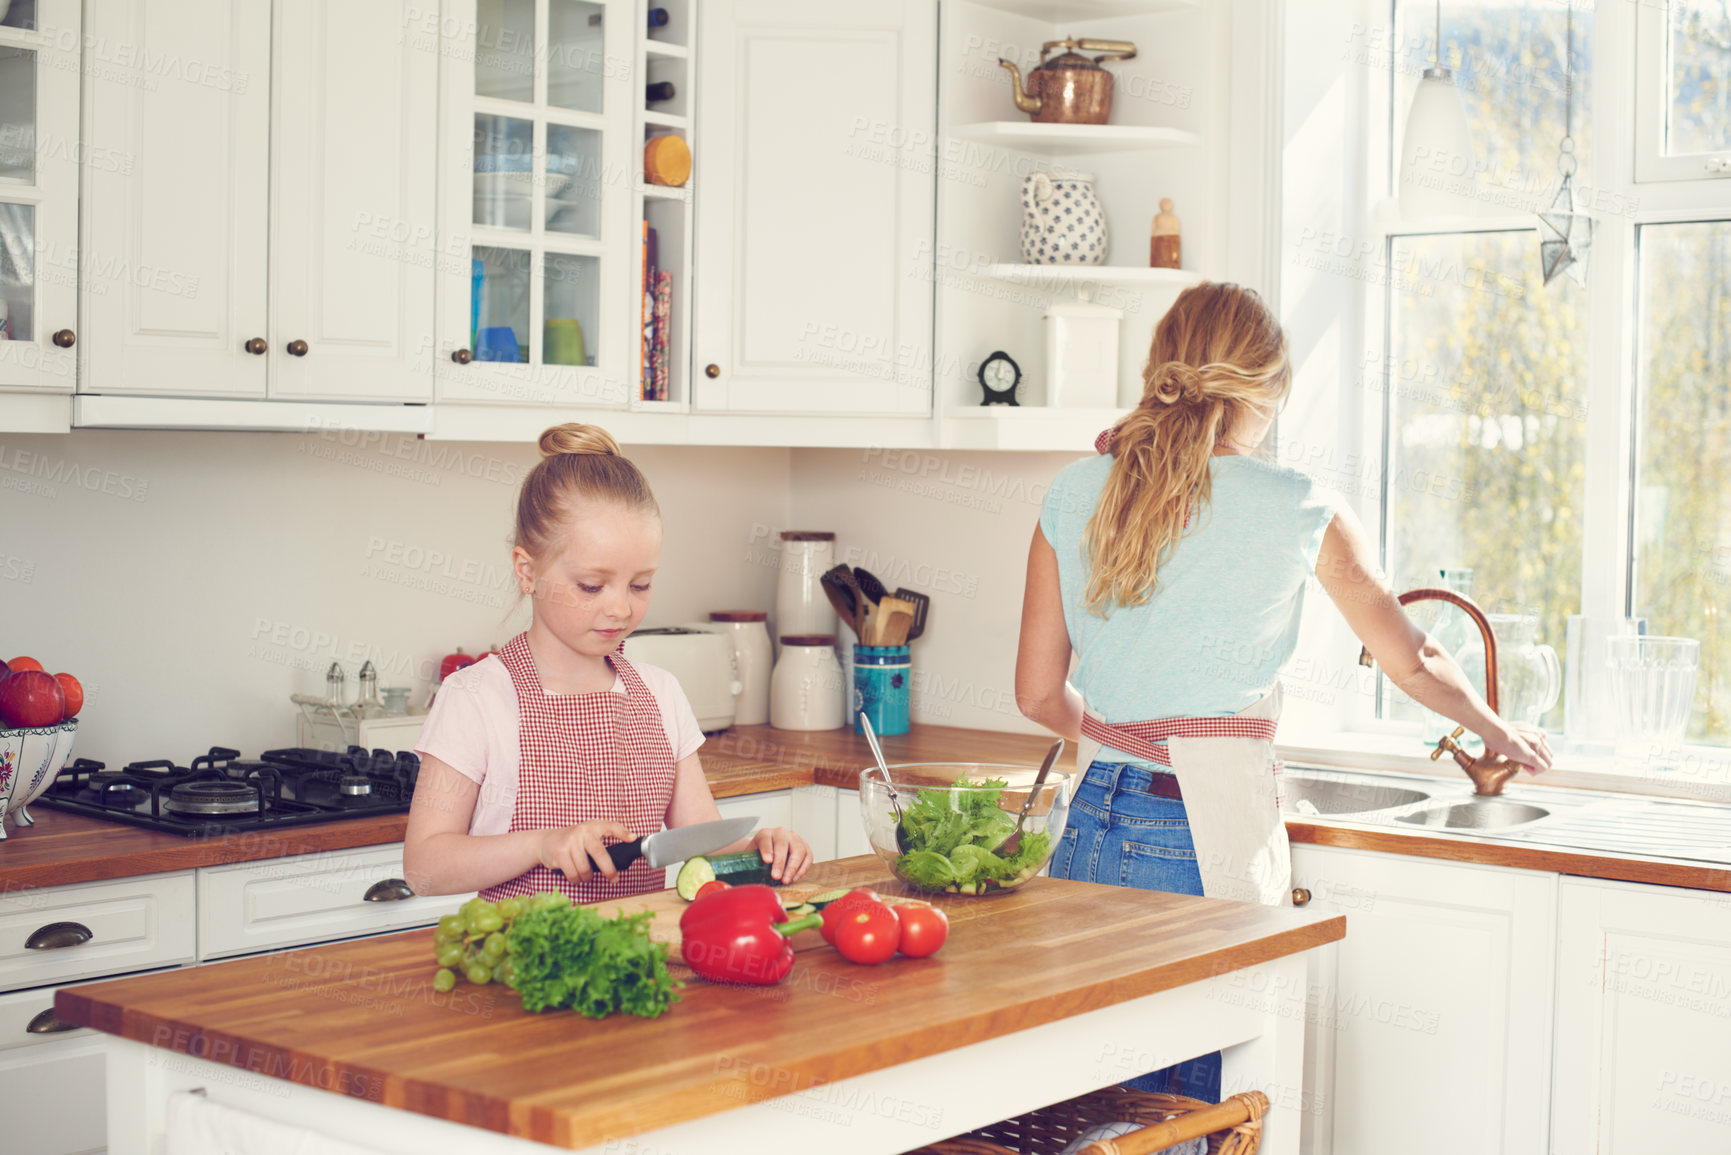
left=704, top=363, right=720, bottom=378
left=52, top=329, right=75, bottom=348
left=25, top=921, right=93, bottom=950
left=286, top=339, right=309, bottom=357
left=363, top=878, right=415, bottom=902
left=244, top=337, right=267, bottom=355
left=451, top=348, right=473, bottom=365
left=26, top=1008, right=79, bottom=1034
left=1291, top=887, right=1312, bottom=907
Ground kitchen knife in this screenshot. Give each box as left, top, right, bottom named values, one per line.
left=605, top=815, right=759, bottom=871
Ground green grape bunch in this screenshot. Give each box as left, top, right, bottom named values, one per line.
left=430, top=892, right=571, bottom=993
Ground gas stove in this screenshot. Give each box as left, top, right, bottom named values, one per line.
left=36, top=745, right=420, bottom=836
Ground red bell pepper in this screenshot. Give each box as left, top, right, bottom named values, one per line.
left=679, top=884, right=821, bottom=986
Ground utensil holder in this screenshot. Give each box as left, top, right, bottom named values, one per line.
left=852, top=645, right=910, bottom=736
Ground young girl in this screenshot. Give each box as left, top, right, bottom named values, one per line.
left=403, top=423, right=812, bottom=902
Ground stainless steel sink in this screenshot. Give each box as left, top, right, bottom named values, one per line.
left=1397, top=799, right=1550, bottom=830
left=1283, top=775, right=1432, bottom=816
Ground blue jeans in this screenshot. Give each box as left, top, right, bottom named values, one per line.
left=1049, top=759, right=1222, bottom=1104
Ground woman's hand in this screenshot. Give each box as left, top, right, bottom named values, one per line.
left=753, top=827, right=812, bottom=883
left=536, top=820, right=633, bottom=880
left=1480, top=722, right=1554, bottom=776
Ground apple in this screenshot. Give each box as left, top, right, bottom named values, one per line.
left=0, top=659, right=9, bottom=685
left=0, top=670, right=65, bottom=729
left=54, top=673, right=83, bottom=720
left=8, top=656, right=43, bottom=673
left=439, top=647, right=477, bottom=681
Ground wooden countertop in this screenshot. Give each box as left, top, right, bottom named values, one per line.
left=8, top=722, right=1729, bottom=894
left=56, top=856, right=1345, bottom=1148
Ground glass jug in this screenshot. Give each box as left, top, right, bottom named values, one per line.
left=1461, top=614, right=1561, bottom=727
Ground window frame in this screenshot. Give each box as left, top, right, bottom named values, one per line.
left=1315, top=0, right=1731, bottom=775
left=1633, top=0, right=1731, bottom=184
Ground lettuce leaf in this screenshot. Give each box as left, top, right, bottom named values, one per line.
left=893, top=777, right=1052, bottom=891
left=506, top=904, right=680, bottom=1017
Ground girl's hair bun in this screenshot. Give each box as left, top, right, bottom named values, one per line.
left=537, top=423, right=621, bottom=458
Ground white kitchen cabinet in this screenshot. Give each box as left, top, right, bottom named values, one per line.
left=1289, top=843, right=1557, bottom=1155
left=80, top=0, right=435, bottom=403
left=0, top=981, right=108, bottom=1155
left=0, top=0, right=82, bottom=396
left=1551, top=875, right=1731, bottom=1153
left=197, top=844, right=463, bottom=961
left=432, top=0, right=634, bottom=408
left=268, top=0, right=437, bottom=401
left=0, top=870, right=197, bottom=995
left=690, top=0, right=936, bottom=415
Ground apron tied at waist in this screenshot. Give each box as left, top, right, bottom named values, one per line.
left=1078, top=686, right=1292, bottom=907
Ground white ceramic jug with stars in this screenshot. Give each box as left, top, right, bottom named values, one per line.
left=1020, top=170, right=1107, bottom=265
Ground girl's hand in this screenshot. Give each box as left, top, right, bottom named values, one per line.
left=536, top=820, right=633, bottom=880
left=753, top=827, right=813, bottom=883
left=1481, top=723, right=1554, bottom=775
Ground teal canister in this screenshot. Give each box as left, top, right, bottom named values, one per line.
left=852, top=645, right=911, bottom=736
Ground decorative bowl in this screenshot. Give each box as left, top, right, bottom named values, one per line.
left=0, top=719, right=78, bottom=834
left=858, top=762, right=1073, bottom=895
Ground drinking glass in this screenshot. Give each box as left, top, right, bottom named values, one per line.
left=1607, top=636, right=1700, bottom=766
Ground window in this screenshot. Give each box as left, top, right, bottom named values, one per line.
left=1285, top=0, right=1731, bottom=759
left=1634, top=221, right=1731, bottom=744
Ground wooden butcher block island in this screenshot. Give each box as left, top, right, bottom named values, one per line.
left=58, top=857, right=1343, bottom=1155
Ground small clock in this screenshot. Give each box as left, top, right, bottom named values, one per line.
left=978, top=350, right=1021, bottom=406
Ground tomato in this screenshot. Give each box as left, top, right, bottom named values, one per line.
left=819, top=888, right=883, bottom=945
left=7, top=656, right=43, bottom=673
left=695, top=879, right=730, bottom=899
left=830, top=901, right=899, bottom=965
left=54, top=673, right=83, bottom=720
left=892, top=902, right=949, bottom=958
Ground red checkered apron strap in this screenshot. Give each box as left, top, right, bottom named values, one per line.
left=480, top=636, right=677, bottom=905
left=1081, top=712, right=1279, bottom=768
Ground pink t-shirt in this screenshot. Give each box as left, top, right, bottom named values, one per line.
left=414, top=655, right=705, bottom=836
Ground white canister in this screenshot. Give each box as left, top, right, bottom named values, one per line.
left=769, top=634, right=845, bottom=731
left=1044, top=300, right=1122, bottom=407
left=708, top=610, right=773, bottom=726
left=774, top=531, right=836, bottom=638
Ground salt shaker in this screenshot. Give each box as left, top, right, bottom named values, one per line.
left=709, top=611, right=773, bottom=726
left=769, top=635, right=845, bottom=731
left=775, top=531, right=836, bottom=638
left=324, top=661, right=347, bottom=705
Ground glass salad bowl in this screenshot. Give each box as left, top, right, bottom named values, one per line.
left=858, top=762, right=1074, bottom=895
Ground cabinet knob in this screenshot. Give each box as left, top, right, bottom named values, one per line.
left=51, top=329, right=75, bottom=348
left=451, top=348, right=473, bottom=365
left=704, top=363, right=720, bottom=379
left=1291, top=887, right=1312, bottom=907
left=286, top=339, right=309, bottom=357
left=244, top=337, right=267, bottom=355
left=26, top=1008, right=79, bottom=1034
left=363, top=878, right=415, bottom=903
left=25, top=921, right=93, bottom=950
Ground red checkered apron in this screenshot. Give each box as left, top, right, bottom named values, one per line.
left=480, top=633, right=676, bottom=905
left=1081, top=710, right=1286, bottom=810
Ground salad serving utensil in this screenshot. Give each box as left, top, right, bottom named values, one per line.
left=858, top=712, right=909, bottom=849
left=998, top=738, right=1064, bottom=858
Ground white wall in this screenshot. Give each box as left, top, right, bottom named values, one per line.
left=0, top=430, right=790, bottom=765
left=788, top=446, right=1080, bottom=736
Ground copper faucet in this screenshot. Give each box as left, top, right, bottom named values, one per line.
left=1358, top=587, right=1518, bottom=796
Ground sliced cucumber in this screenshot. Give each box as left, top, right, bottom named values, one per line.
left=681, top=849, right=778, bottom=895
left=784, top=903, right=817, bottom=917
left=805, top=888, right=854, bottom=909
left=675, top=856, right=717, bottom=901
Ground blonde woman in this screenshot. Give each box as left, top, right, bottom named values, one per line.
left=1015, top=283, right=1550, bottom=1099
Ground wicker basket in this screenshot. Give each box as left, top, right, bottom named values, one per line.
left=905, top=1086, right=1268, bottom=1155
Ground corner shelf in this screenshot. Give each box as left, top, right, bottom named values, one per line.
left=644, top=40, right=689, bottom=60
left=640, top=183, right=691, bottom=202
left=980, top=264, right=1204, bottom=286
left=644, top=110, right=689, bottom=130
left=942, top=406, right=1124, bottom=451
left=950, top=122, right=1202, bottom=156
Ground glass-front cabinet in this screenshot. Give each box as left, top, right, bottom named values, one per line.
left=0, top=0, right=79, bottom=392
left=434, top=0, right=632, bottom=406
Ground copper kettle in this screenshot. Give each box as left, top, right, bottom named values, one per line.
left=999, top=38, right=1137, bottom=125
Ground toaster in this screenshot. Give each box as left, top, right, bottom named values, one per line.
left=622, top=626, right=742, bottom=732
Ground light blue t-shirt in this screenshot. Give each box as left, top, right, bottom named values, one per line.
left=1039, top=453, right=1335, bottom=767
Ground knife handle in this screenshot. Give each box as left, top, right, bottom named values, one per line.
left=606, top=838, right=644, bottom=871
